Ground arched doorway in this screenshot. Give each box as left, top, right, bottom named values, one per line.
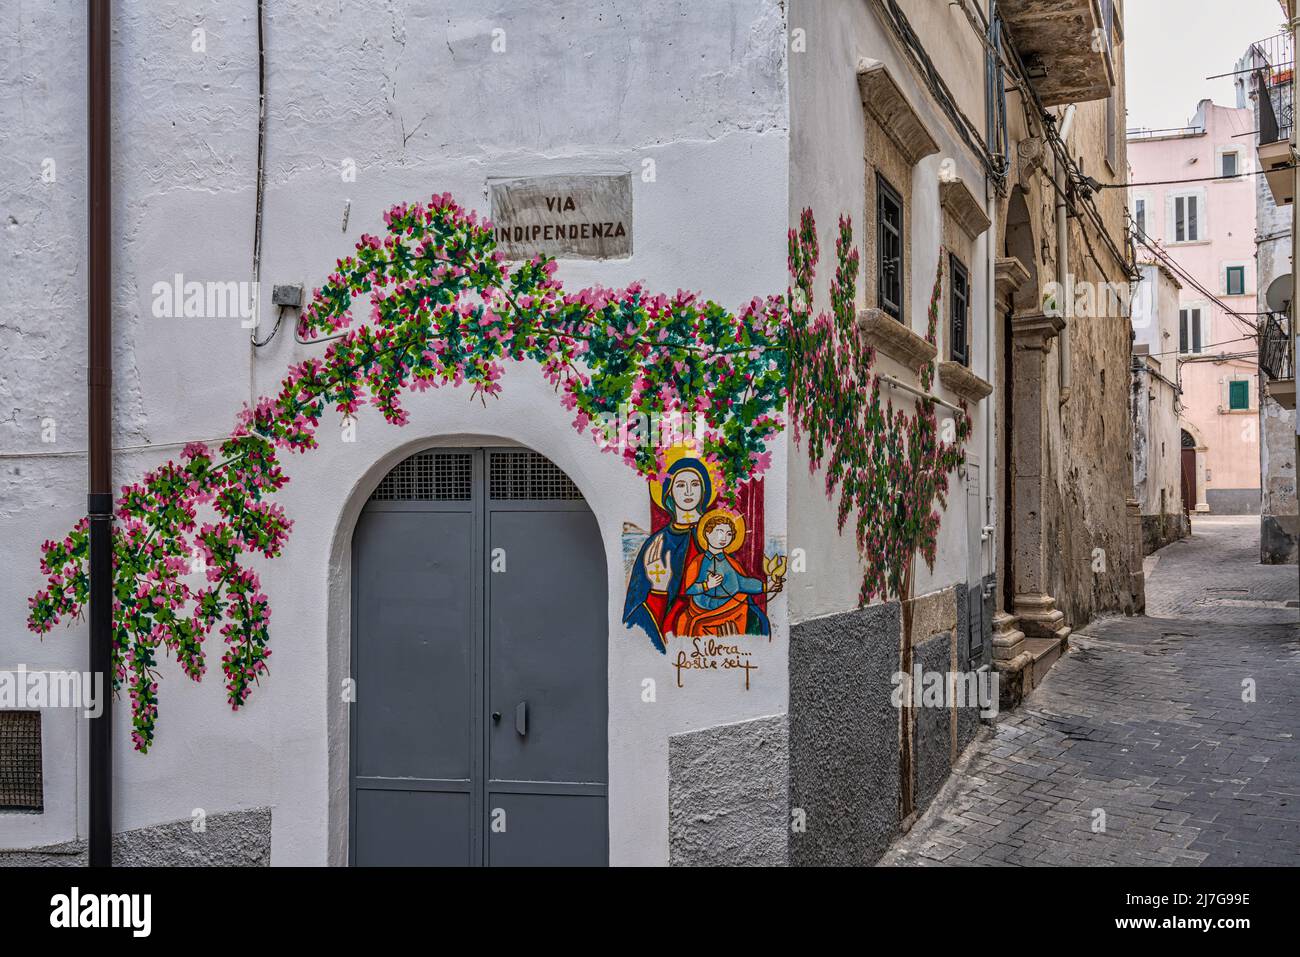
left=1180, top=429, right=1197, bottom=518
left=349, top=446, right=608, bottom=866
left=1178, top=421, right=1209, bottom=514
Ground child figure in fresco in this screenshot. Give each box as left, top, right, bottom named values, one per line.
left=665, top=509, right=778, bottom=638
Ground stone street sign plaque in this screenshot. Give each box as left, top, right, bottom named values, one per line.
left=489, top=173, right=632, bottom=261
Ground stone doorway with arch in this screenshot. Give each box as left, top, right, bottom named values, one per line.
left=1179, top=422, right=1210, bottom=513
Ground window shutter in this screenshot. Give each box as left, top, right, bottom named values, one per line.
left=949, top=253, right=968, bottom=366
left=1180, top=309, right=1189, bottom=353
left=876, top=174, right=904, bottom=322
left=1226, top=266, right=1244, bottom=296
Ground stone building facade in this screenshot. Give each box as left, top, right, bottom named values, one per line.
left=1, top=0, right=1135, bottom=867
left=984, top=0, right=1142, bottom=707
left=1243, top=41, right=1299, bottom=564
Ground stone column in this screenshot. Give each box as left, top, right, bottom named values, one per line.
left=990, top=259, right=1032, bottom=703
left=1009, top=311, right=1071, bottom=644
left=1193, top=446, right=1210, bottom=512
left=1126, top=497, right=1146, bottom=613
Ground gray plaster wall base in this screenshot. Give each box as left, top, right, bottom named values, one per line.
left=912, top=630, right=953, bottom=815
left=956, top=580, right=970, bottom=671
left=954, top=577, right=995, bottom=760
left=954, top=581, right=979, bottom=753
left=789, top=602, right=900, bottom=866
left=668, top=714, right=788, bottom=866
left=1205, top=489, right=1262, bottom=515
left=0, top=808, right=272, bottom=867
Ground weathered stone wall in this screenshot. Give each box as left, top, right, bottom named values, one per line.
left=1025, top=57, right=1141, bottom=628
left=1053, top=90, right=1141, bottom=627
left=993, top=36, right=1140, bottom=637
left=1141, top=512, right=1191, bottom=555
left=1261, top=396, right=1299, bottom=562
left=1253, top=78, right=1298, bottom=565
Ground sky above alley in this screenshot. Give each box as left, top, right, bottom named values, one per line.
left=1125, top=0, right=1288, bottom=131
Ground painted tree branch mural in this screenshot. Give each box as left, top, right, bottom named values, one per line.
left=786, top=210, right=969, bottom=816
left=27, top=195, right=966, bottom=753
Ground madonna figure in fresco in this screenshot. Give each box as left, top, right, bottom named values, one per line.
left=664, top=509, right=773, bottom=638
left=622, top=455, right=715, bottom=652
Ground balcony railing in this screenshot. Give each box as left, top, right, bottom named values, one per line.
left=1258, top=70, right=1294, bottom=145
left=1250, top=31, right=1294, bottom=144
left=1125, top=125, right=1204, bottom=141
left=1260, top=313, right=1293, bottom=382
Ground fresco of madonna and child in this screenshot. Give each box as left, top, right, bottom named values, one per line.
left=623, top=450, right=784, bottom=653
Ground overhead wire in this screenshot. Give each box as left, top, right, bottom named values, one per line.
left=1137, top=334, right=1255, bottom=358
left=1097, top=164, right=1298, bottom=189
left=1132, top=220, right=1263, bottom=339
left=871, top=0, right=1009, bottom=187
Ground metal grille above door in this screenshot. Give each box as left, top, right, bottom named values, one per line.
left=370, top=450, right=473, bottom=501
left=489, top=450, right=583, bottom=501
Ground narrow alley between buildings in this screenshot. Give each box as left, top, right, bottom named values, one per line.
left=884, top=517, right=1300, bottom=866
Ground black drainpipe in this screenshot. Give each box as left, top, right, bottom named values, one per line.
left=87, top=0, right=114, bottom=868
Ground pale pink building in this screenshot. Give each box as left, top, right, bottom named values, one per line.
left=1129, top=99, right=1262, bottom=514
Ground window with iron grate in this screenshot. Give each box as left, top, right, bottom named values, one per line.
left=877, top=173, right=905, bottom=322
left=0, top=711, right=43, bottom=812
left=949, top=252, right=969, bottom=366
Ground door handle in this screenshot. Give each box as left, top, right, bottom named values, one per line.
left=515, top=701, right=528, bottom=736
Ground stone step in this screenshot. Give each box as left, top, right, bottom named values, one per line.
left=1026, top=636, right=1063, bottom=687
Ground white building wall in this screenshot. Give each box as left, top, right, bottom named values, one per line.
left=786, top=0, right=993, bottom=622
left=0, top=0, right=791, bottom=865
left=1131, top=263, right=1185, bottom=519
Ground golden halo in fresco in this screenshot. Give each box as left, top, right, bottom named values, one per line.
left=648, top=442, right=722, bottom=512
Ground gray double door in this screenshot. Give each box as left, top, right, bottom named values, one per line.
left=350, top=448, right=608, bottom=866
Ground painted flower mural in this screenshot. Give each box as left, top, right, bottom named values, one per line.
left=27, top=195, right=967, bottom=751
left=787, top=209, right=970, bottom=816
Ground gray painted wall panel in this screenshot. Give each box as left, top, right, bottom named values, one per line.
left=1205, top=489, right=1262, bottom=514
left=912, top=631, right=953, bottom=815
left=788, top=603, right=900, bottom=866
left=668, top=714, right=788, bottom=866
left=0, top=808, right=272, bottom=867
